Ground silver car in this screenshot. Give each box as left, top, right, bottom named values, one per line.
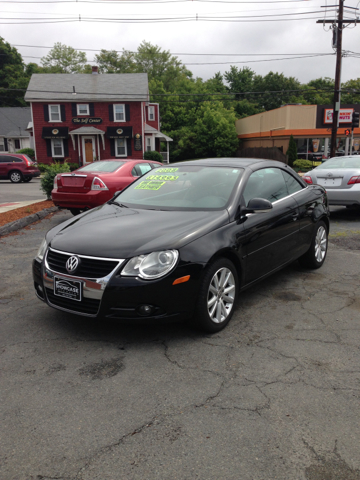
left=303, top=155, right=360, bottom=207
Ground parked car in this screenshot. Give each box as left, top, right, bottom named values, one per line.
left=302, top=155, right=360, bottom=208
left=33, top=158, right=330, bottom=333
left=0, top=153, right=40, bottom=183
left=52, top=159, right=162, bottom=215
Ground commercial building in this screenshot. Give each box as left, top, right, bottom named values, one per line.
left=24, top=69, right=172, bottom=165
left=236, top=104, right=360, bottom=161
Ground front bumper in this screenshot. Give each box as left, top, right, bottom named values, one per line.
left=33, top=248, right=203, bottom=322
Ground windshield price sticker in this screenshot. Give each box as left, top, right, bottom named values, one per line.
left=135, top=180, right=165, bottom=191
left=146, top=175, right=179, bottom=181
left=156, top=168, right=179, bottom=173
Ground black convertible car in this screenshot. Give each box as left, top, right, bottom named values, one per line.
left=33, top=158, right=330, bottom=332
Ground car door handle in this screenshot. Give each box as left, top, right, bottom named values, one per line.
left=292, top=213, right=299, bottom=221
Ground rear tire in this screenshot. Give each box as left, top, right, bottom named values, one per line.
left=298, top=220, right=328, bottom=269
left=9, top=171, right=23, bottom=183
left=194, top=258, right=238, bottom=333
left=70, top=208, right=82, bottom=216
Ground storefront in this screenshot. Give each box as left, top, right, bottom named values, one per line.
left=236, top=104, right=360, bottom=162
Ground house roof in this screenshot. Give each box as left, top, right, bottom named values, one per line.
left=0, top=107, right=31, bottom=137
left=24, top=73, right=149, bottom=102
left=145, top=124, right=173, bottom=142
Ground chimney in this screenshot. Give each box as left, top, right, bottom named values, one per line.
left=92, top=66, right=99, bottom=74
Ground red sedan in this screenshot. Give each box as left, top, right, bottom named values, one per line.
left=52, top=159, right=162, bottom=215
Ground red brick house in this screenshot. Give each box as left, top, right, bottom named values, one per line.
left=24, top=69, right=172, bottom=165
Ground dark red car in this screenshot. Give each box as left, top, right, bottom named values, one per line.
left=52, top=159, right=162, bottom=215
left=0, top=153, right=41, bottom=183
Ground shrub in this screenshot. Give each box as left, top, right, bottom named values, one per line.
left=40, top=162, right=70, bottom=199
left=293, top=159, right=313, bottom=171
left=68, top=163, right=79, bottom=171
left=16, top=148, right=35, bottom=160
left=37, top=163, right=48, bottom=173
left=144, top=150, right=163, bottom=163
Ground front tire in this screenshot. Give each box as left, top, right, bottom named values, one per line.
left=9, top=171, right=23, bottom=183
left=299, top=220, right=328, bottom=269
left=194, top=258, right=238, bottom=333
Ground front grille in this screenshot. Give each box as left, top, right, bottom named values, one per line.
left=46, top=288, right=100, bottom=315
left=47, top=248, right=119, bottom=278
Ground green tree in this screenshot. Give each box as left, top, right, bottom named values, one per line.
left=253, top=71, right=301, bottom=111
left=341, top=78, right=360, bottom=104
left=0, top=37, right=29, bottom=106
left=286, top=134, right=298, bottom=167
left=41, top=43, right=88, bottom=73
left=94, top=49, right=136, bottom=74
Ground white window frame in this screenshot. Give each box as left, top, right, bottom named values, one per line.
left=51, top=138, right=64, bottom=157
left=49, top=104, right=61, bottom=122
left=146, top=136, right=154, bottom=152
left=113, top=104, right=125, bottom=122
left=148, top=106, right=155, bottom=121
left=77, top=104, right=90, bottom=116
left=115, top=138, right=127, bottom=157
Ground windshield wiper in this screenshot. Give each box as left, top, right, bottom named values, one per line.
left=108, top=200, right=128, bottom=208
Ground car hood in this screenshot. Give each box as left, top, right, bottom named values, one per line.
left=48, top=203, right=230, bottom=258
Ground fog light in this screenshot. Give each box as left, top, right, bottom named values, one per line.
left=137, top=304, right=154, bottom=317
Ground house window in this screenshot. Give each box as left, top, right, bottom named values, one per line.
left=0, top=139, right=5, bottom=152
left=146, top=137, right=152, bottom=151
left=148, top=106, right=155, bottom=121
left=51, top=138, right=64, bottom=157
left=49, top=105, right=61, bottom=122
left=77, top=104, right=89, bottom=115
left=114, top=104, right=125, bottom=122
left=115, top=138, right=127, bottom=157
left=14, top=139, right=21, bottom=149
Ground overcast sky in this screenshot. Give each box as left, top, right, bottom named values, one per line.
left=2, top=0, right=360, bottom=84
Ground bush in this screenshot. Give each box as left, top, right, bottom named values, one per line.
left=293, top=159, right=313, bottom=171
left=68, top=163, right=79, bottom=171
left=40, top=162, right=70, bottom=199
left=144, top=151, right=163, bottom=163
left=16, top=148, right=35, bottom=160
left=37, top=163, right=48, bottom=173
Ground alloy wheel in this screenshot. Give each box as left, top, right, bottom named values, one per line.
left=315, top=226, right=327, bottom=263
left=207, top=267, right=235, bottom=323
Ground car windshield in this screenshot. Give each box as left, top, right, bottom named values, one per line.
left=78, top=161, right=125, bottom=173
left=116, top=165, right=244, bottom=210
left=316, top=157, right=360, bottom=169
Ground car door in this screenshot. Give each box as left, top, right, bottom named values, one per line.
left=0, top=156, right=8, bottom=178
left=241, top=167, right=300, bottom=285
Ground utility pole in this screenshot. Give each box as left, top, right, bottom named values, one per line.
left=317, top=1, right=358, bottom=158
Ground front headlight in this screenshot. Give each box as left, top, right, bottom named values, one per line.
left=35, top=238, right=48, bottom=261
left=122, top=250, right=179, bottom=280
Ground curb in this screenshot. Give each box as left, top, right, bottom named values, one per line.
left=0, top=207, right=58, bottom=237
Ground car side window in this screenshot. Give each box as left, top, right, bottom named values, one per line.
left=136, top=163, right=152, bottom=176
left=1, top=156, right=22, bottom=163
left=281, top=170, right=303, bottom=195
left=0, top=156, right=9, bottom=163
left=243, top=168, right=288, bottom=205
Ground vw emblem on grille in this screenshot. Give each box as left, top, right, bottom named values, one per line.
left=66, top=256, right=80, bottom=273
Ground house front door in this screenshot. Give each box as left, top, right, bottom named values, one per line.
left=82, top=136, right=95, bottom=163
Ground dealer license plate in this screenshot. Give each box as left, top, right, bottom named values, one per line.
left=54, top=276, right=82, bottom=301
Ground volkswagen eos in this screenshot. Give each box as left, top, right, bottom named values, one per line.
left=33, top=158, right=330, bottom=332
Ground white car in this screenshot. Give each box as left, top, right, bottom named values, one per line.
left=303, top=156, right=360, bottom=207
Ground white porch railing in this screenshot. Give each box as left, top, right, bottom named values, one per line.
left=160, top=152, right=169, bottom=164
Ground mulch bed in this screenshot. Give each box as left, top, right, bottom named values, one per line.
left=0, top=200, right=55, bottom=227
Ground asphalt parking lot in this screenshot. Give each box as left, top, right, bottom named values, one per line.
left=1, top=207, right=360, bottom=480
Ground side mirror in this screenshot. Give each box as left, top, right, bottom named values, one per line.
left=242, top=197, right=273, bottom=215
